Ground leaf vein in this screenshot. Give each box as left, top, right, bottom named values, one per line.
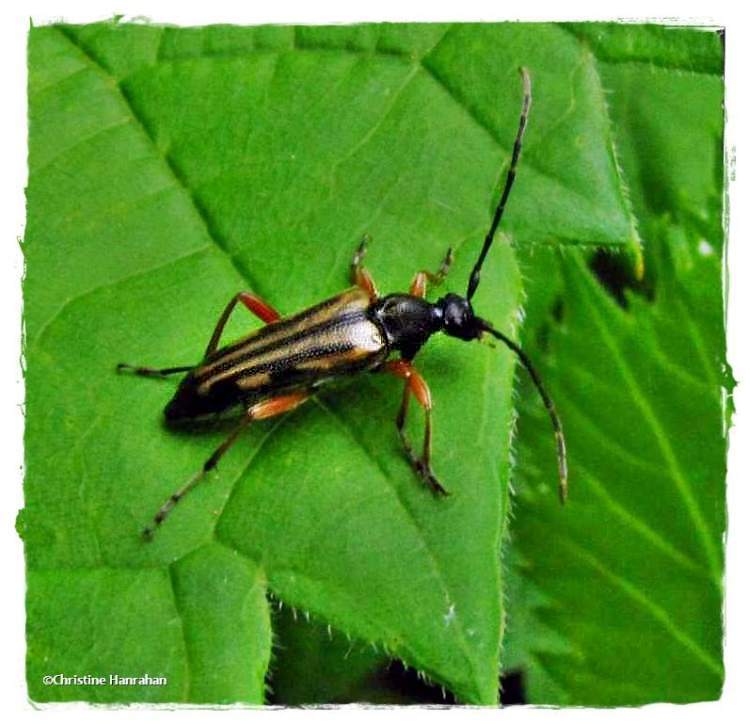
left=575, top=459, right=714, bottom=581
left=559, top=536, right=723, bottom=677
left=577, top=261, right=722, bottom=579
left=54, top=26, right=268, bottom=298
left=419, top=54, right=627, bottom=224
left=29, top=245, right=213, bottom=349
left=167, top=564, right=193, bottom=701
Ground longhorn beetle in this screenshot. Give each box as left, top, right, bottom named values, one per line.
left=118, top=68, right=568, bottom=541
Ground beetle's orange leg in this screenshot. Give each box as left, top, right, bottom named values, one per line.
left=205, top=291, right=282, bottom=358
left=249, top=390, right=311, bottom=420
left=409, top=248, right=454, bottom=299
left=383, top=360, right=448, bottom=496
left=142, top=390, right=311, bottom=540
left=351, top=234, right=379, bottom=301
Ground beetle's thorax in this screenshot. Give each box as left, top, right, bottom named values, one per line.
left=370, top=294, right=441, bottom=360
left=370, top=292, right=482, bottom=360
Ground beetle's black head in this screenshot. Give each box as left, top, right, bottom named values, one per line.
left=436, top=293, right=482, bottom=342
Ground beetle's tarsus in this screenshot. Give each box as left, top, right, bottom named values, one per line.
left=434, top=247, right=454, bottom=284
left=406, top=453, right=449, bottom=496
left=117, top=362, right=191, bottom=378
left=416, top=461, right=449, bottom=496
left=352, top=234, right=371, bottom=268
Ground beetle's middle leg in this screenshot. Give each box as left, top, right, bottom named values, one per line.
left=383, top=359, right=448, bottom=496
left=118, top=291, right=282, bottom=377
left=142, top=390, right=311, bottom=540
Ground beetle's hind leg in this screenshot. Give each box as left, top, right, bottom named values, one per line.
left=384, top=360, right=448, bottom=496
left=141, top=390, right=311, bottom=540
left=141, top=415, right=252, bottom=540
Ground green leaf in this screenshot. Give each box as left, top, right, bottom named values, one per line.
left=23, top=20, right=657, bottom=704
left=503, top=25, right=727, bottom=705
left=509, top=248, right=726, bottom=705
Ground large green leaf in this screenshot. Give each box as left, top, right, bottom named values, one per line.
left=503, top=24, right=727, bottom=705
left=23, top=21, right=657, bottom=704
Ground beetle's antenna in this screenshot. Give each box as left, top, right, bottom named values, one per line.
left=467, top=68, right=532, bottom=302
left=479, top=320, right=568, bottom=504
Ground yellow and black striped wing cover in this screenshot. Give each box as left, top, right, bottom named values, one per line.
left=182, top=288, right=389, bottom=415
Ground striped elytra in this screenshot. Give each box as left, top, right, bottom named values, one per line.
left=164, top=287, right=388, bottom=422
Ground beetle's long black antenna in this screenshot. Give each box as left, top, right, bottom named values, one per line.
left=479, top=320, right=568, bottom=503
left=467, top=68, right=532, bottom=302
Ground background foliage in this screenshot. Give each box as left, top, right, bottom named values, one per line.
left=23, top=21, right=726, bottom=705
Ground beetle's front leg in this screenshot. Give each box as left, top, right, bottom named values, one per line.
left=409, top=247, right=454, bottom=298
left=350, top=234, right=379, bottom=302
left=383, top=359, right=448, bottom=496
